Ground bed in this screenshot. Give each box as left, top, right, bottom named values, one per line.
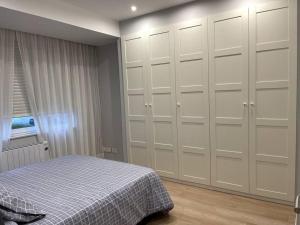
left=0, top=155, right=174, bottom=225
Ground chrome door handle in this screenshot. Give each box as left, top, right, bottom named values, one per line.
left=295, top=194, right=300, bottom=214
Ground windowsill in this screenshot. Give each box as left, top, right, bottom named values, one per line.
left=11, top=127, right=37, bottom=139
left=11, top=132, right=37, bottom=140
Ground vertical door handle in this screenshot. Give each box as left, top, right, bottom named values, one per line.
left=145, top=103, right=148, bottom=108
left=177, top=102, right=181, bottom=107
left=250, top=102, right=255, bottom=107
left=243, top=102, right=248, bottom=107
left=295, top=194, right=300, bottom=214
left=149, top=103, right=152, bottom=108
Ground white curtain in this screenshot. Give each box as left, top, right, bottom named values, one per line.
left=16, top=32, right=102, bottom=158
left=0, top=29, right=14, bottom=152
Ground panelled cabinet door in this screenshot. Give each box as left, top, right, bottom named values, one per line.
left=249, top=0, right=297, bottom=201
left=209, top=9, right=249, bottom=193
left=121, top=33, right=152, bottom=168
left=147, top=27, right=179, bottom=178
left=175, top=19, right=210, bottom=185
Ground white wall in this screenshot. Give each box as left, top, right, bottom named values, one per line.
left=98, top=42, right=124, bottom=162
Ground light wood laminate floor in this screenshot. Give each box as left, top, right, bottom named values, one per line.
left=139, top=181, right=295, bottom=225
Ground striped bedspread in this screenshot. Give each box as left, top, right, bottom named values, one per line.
left=0, top=155, right=174, bottom=225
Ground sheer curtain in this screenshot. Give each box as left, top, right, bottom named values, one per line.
left=0, top=29, right=14, bottom=152
left=16, top=32, right=102, bottom=158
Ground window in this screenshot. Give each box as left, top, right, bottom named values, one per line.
left=11, top=42, right=37, bottom=138
left=12, top=116, right=35, bottom=129
left=11, top=116, right=37, bottom=138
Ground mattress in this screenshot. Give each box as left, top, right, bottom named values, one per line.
left=0, top=155, right=174, bottom=225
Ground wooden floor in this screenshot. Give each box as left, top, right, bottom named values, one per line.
left=139, top=181, right=295, bottom=225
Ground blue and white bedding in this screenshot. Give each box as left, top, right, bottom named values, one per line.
left=0, top=155, right=174, bottom=225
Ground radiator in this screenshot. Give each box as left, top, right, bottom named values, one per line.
left=0, top=142, right=50, bottom=172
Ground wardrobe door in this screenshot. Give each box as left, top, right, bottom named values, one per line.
left=249, top=0, right=297, bottom=201
left=122, top=33, right=151, bottom=167
left=209, top=9, right=249, bottom=193
left=147, top=27, right=178, bottom=178
left=175, top=19, right=210, bottom=184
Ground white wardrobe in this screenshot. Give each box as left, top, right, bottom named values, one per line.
left=121, top=0, right=297, bottom=202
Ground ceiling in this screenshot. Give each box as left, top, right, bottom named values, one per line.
left=0, top=6, right=117, bottom=46
left=60, top=0, right=195, bottom=21
left=0, top=0, right=196, bottom=46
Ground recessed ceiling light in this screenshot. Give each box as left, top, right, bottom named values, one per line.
left=131, top=5, right=137, bottom=12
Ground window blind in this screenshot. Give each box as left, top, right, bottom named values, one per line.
left=13, top=42, right=31, bottom=117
